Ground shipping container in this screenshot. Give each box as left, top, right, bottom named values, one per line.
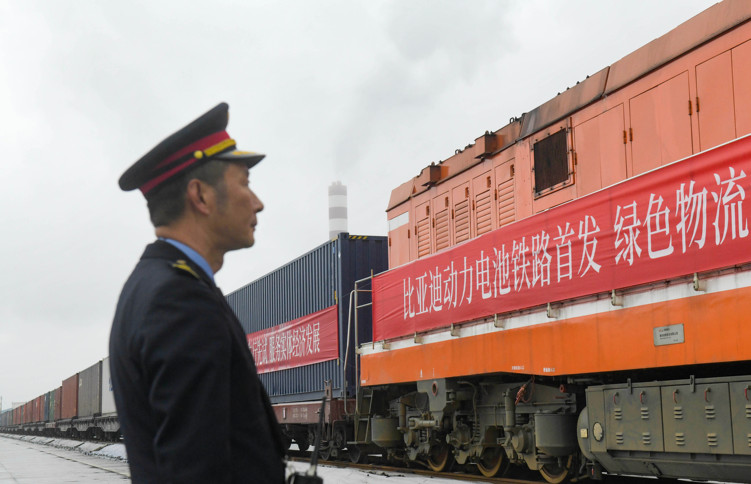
left=24, top=401, right=32, bottom=424
left=45, top=390, right=55, bottom=422
left=61, top=374, right=78, bottom=419
left=38, top=394, right=45, bottom=423
left=226, top=233, right=388, bottom=404
left=54, top=386, right=62, bottom=421
left=101, top=356, right=117, bottom=416
left=0, top=409, right=10, bottom=427
left=78, top=360, right=102, bottom=418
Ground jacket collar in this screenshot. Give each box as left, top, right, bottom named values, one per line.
left=142, top=239, right=216, bottom=289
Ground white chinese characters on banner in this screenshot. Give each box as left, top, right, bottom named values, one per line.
left=249, top=322, right=320, bottom=366
left=246, top=305, right=338, bottom=374
left=374, top=137, right=751, bottom=342
left=398, top=166, right=748, bottom=321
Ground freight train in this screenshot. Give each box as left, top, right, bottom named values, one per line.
left=0, top=358, right=119, bottom=440
left=3, top=2, right=751, bottom=482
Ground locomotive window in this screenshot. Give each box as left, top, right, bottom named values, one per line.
left=533, top=130, right=569, bottom=194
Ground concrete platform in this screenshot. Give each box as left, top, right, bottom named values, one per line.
left=0, top=435, right=130, bottom=482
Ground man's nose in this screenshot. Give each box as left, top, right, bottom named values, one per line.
left=252, top=190, right=264, bottom=212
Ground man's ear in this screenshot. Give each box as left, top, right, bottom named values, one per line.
left=185, top=179, right=214, bottom=215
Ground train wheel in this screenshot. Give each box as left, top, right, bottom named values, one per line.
left=318, top=444, right=331, bottom=461
left=426, top=443, right=453, bottom=472
left=539, top=455, right=573, bottom=484
left=348, top=444, right=365, bottom=464
left=476, top=446, right=509, bottom=478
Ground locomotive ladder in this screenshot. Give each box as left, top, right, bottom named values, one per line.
left=344, top=272, right=376, bottom=444
left=354, top=387, right=374, bottom=443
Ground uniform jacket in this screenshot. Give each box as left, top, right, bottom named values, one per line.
left=109, top=240, right=285, bottom=483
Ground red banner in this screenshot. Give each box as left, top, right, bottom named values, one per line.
left=246, top=305, right=339, bottom=373
left=373, top=136, right=751, bottom=341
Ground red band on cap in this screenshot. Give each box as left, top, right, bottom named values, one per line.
left=156, top=130, right=231, bottom=169
left=139, top=130, right=234, bottom=195
left=140, top=158, right=201, bottom=195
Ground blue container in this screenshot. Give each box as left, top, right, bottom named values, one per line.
left=226, top=233, right=388, bottom=404
left=43, top=391, right=50, bottom=422
left=46, top=390, right=55, bottom=423
left=0, top=408, right=11, bottom=427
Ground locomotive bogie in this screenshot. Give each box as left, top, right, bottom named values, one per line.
left=364, top=376, right=579, bottom=479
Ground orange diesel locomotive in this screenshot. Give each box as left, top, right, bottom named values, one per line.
left=355, top=1, right=751, bottom=482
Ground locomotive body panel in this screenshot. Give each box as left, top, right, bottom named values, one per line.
left=387, top=6, right=751, bottom=268
left=361, top=272, right=751, bottom=385
left=374, top=135, right=751, bottom=342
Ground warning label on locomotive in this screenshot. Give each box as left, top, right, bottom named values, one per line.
left=653, top=324, right=685, bottom=346
left=372, top=135, right=751, bottom=341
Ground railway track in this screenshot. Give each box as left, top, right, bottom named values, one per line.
left=288, top=452, right=648, bottom=484
left=290, top=455, right=542, bottom=483
left=289, top=451, right=665, bottom=484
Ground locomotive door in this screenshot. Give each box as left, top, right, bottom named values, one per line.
left=452, top=182, right=472, bottom=244
left=432, top=191, right=451, bottom=253
left=696, top=51, right=736, bottom=151
left=732, top=39, right=751, bottom=139
left=628, top=71, right=693, bottom=176
left=495, top=159, right=515, bottom=229
left=573, top=104, right=627, bottom=196
left=387, top=207, right=411, bottom=268
left=695, top=39, right=751, bottom=151
left=472, top=171, right=494, bottom=237
left=414, top=200, right=431, bottom=259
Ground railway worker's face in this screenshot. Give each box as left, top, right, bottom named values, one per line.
left=211, top=162, right=264, bottom=252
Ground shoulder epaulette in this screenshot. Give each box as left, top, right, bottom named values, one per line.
left=171, top=259, right=201, bottom=280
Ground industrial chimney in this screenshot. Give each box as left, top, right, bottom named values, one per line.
left=328, top=181, right=348, bottom=239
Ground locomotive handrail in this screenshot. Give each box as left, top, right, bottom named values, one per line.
left=342, top=289, right=354, bottom=416
left=343, top=273, right=377, bottom=418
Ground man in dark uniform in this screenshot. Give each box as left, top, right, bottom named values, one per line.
left=110, top=103, right=286, bottom=483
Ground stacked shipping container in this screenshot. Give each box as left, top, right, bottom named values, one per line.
left=226, top=233, right=388, bottom=404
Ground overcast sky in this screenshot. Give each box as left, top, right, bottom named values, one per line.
left=0, top=0, right=718, bottom=409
